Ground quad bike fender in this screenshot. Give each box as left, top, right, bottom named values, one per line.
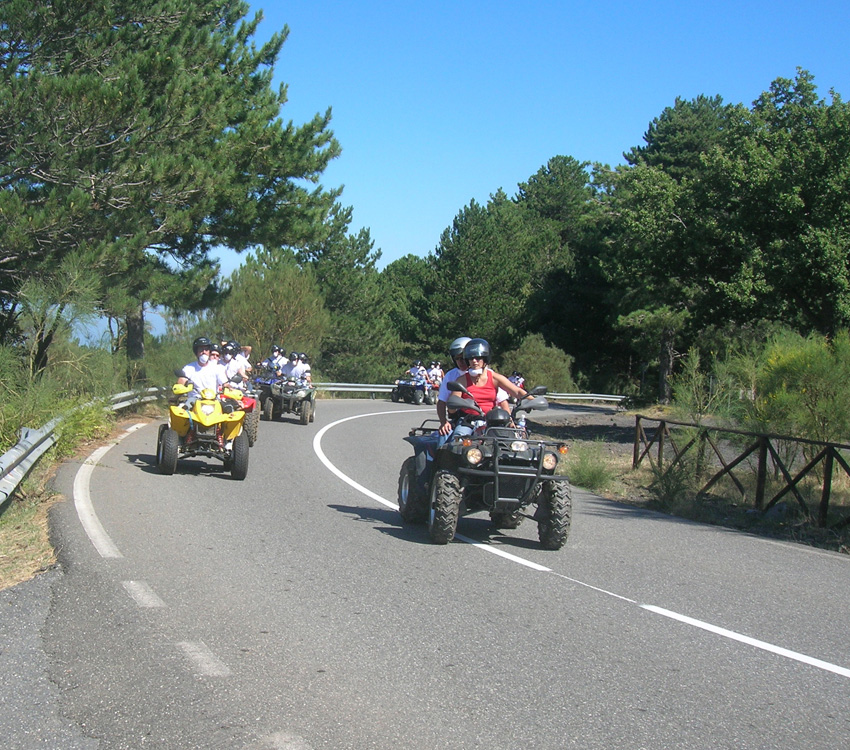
left=168, top=407, right=192, bottom=437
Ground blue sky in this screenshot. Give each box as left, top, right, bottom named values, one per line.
left=216, top=0, right=850, bottom=274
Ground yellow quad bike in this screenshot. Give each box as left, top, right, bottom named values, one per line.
left=156, top=381, right=249, bottom=480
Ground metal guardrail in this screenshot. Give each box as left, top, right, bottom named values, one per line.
left=546, top=392, right=627, bottom=404
left=0, top=387, right=164, bottom=514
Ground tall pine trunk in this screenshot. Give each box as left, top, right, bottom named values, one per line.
left=125, top=304, right=146, bottom=387
left=658, top=326, right=674, bottom=404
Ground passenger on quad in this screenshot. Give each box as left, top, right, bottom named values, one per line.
left=298, top=353, right=312, bottom=381
left=449, top=338, right=527, bottom=439
left=436, top=336, right=511, bottom=439
left=281, top=351, right=311, bottom=381
left=222, top=341, right=250, bottom=389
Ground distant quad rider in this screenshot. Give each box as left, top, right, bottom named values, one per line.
left=408, top=360, right=428, bottom=380
left=261, top=345, right=285, bottom=372
left=281, top=351, right=311, bottom=382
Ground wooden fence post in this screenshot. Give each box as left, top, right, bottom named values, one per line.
left=818, top=448, right=834, bottom=527
left=755, top=436, right=768, bottom=511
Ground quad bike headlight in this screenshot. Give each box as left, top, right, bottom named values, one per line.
left=465, top=447, right=484, bottom=465
left=510, top=440, right=529, bottom=452
left=542, top=452, right=559, bottom=471
left=201, top=403, right=216, bottom=416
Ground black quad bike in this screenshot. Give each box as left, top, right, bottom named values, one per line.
left=397, top=382, right=572, bottom=550
left=262, top=376, right=317, bottom=425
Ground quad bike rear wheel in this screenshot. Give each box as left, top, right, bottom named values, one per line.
left=245, top=409, right=260, bottom=446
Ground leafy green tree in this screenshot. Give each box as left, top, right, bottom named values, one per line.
left=214, top=248, right=329, bottom=358
left=0, top=0, right=340, bottom=381
left=380, top=253, right=438, bottom=365
left=431, top=191, right=564, bottom=354
left=699, top=69, right=850, bottom=335
left=625, top=94, right=736, bottom=182
left=298, top=206, right=399, bottom=382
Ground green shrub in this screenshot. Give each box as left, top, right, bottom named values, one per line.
left=499, top=333, right=577, bottom=392
left=565, top=440, right=615, bottom=492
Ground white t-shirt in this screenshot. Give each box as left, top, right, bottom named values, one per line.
left=181, top=361, right=227, bottom=394
left=280, top=361, right=309, bottom=380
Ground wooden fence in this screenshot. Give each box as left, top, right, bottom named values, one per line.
left=632, top=415, right=850, bottom=529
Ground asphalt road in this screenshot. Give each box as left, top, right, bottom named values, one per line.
left=4, top=398, right=850, bottom=749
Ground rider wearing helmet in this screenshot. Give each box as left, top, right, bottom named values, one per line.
left=298, top=353, right=312, bottom=380
left=178, top=336, right=229, bottom=394
left=436, top=336, right=509, bottom=435
left=281, top=350, right=310, bottom=381
left=456, top=338, right=525, bottom=417
left=222, top=341, right=249, bottom=388
left=261, top=345, right=284, bottom=372
left=408, top=359, right=427, bottom=379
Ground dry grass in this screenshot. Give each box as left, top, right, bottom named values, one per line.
left=0, top=471, right=58, bottom=591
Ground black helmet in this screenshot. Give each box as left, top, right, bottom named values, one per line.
left=210, top=342, right=222, bottom=356
left=413, top=360, right=421, bottom=367
left=485, top=407, right=511, bottom=427
left=222, top=341, right=238, bottom=356
left=228, top=340, right=240, bottom=351
left=430, top=361, right=437, bottom=367
left=462, top=338, right=491, bottom=363
left=449, top=336, right=471, bottom=359
left=300, top=353, right=309, bottom=364
left=193, top=336, right=212, bottom=356
left=271, top=344, right=281, bottom=354
left=289, top=351, right=299, bottom=362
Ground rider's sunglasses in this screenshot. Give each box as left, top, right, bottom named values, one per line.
left=210, top=352, right=220, bottom=358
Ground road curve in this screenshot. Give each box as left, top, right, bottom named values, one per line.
left=30, top=399, right=850, bottom=749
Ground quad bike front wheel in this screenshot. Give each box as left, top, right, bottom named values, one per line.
left=398, top=457, right=428, bottom=524
left=229, top=432, right=249, bottom=480
left=263, top=397, right=274, bottom=421
left=300, top=399, right=312, bottom=425
left=536, top=479, right=572, bottom=550
left=157, top=427, right=179, bottom=475
left=428, top=469, right=461, bottom=544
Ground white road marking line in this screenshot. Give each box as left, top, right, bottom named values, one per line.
left=74, top=445, right=124, bottom=558
left=315, top=410, right=850, bottom=680
left=122, top=580, right=166, bottom=608
left=313, top=410, right=423, bottom=510
left=72, top=422, right=147, bottom=559
left=177, top=641, right=231, bottom=677
left=642, top=605, right=850, bottom=678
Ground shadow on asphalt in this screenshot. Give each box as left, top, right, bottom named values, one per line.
left=125, top=451, right=245, bottom=480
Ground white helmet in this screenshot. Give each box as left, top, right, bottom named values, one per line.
left=449, top=336, right=472, bottom=359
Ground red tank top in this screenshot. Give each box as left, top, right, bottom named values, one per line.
left=463, top=370, right=497, bottom=413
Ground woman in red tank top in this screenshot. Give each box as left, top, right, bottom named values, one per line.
left=459, top=338, right=526, bottom=415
